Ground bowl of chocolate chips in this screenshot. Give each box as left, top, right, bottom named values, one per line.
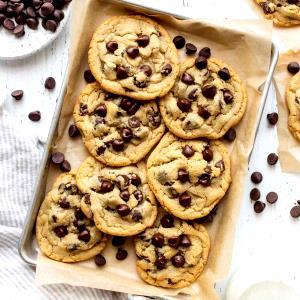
left=0, top=0, right=71, bottom=60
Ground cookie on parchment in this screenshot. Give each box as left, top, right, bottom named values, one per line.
left=255, top=0, right=300, bottom=26
left=286, top=71, right=300, bottom=142
left=36, top=171, right=107, bottom=262
left=88, top=15, right=179, bottom=100
left=73, top=83, right=165, bottom=167
left=147, top=133, right=231, bottom=220
left=159, top=56, right=247, bottom=139
left=134, top=208, right=210, bottom=289
left=76, top=156, right=157, bottom=236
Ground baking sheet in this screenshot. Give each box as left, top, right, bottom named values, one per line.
left=275, top=50, right=300, bottom=173
left=32, top=0, right=273, bottom=298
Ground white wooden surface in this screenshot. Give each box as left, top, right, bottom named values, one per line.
left=0, top=0, right=299, bottom=298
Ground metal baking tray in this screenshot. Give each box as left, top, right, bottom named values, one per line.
left=18, top=0, right=279, bottom=266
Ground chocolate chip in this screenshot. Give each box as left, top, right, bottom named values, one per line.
left=260, top=2, right=272, bottom=13
left=148, top=113, right=161, bottom=128
left=290, top=206, right=300, bottom=218
left=198, top=106, right=211, bottom=119
left=177, top=98, right=191, bottom=112
left=199, top=47, right=211, bottom=58
left=250, top=188, right=261, bottom=201
left=224, top=128, right=236, bottom=142
left=130, top=173, right=141, bottom=186
left=188, top=88, right=198, bottom=100
left=3, top=18, right=15, bottom=30
left=59, top=198, right=70, bottom=209
left=254, top=201, right=265, bottom=213
left=94, top=254, right=106, bottom=266
left=106, top=41, right=118, bottom=53
left=120, top=98, right=140, bottom=115
left=13, top=24, right=25, bottom=37
left=53, top=9, right=64, bottom=21
left=112, top=236, right=125, bottom=247
left=60, top=160, right=71, bottom=172
left=179, top=192, right=191, bottom=207
left=84, top=70, right=95, bottom=83
left=128, top=116, right=141, bottom=128
left=182, top=145, right=194, bottom=158
left=266, top=192, right=278, bottom=204
left=251, top=172, right=263, bottom=184
left=138, top=65, right=152, bottom=78
left=116, top=66, right=128, bottom=80
left=171, top=254, right=185, bottom=267
left=152, top=233, right=164, bottom=248
left=181, top=72, right=194, bottom=85
left=100, top=180, right=114, bottom=193
left=41, top=2, right=54, bottom=15
left=11, top=90, right=23, bottom=100
left=112, top=139, right=124, bottom=151
left=116, top=248, right=128, bottom=260
left=44, top=77, right=56, bottom=89
left=267, top=112, right=278, bottom=125
left=185, top=43, right=197, bottom=55
left=168, top=236, right=180, bottom=248
left=161, top=64, right=172, bottom=75
left=161, top=214, right=174, bottom=228
left=215, top=160, right=225, bottom=171
left=118, top=189, right=129, bottom=202
left=155, top=253, right=167, bottom=269
left=202, top=148, right=213, bottom=162
left=45, top=20, right=57, bottom=32
left=179, top=235, right=191, bottom=247
left=178, top=169, right=189, bottom=183
left=51, top=152, right=64, bottom=164
left=95, top=104, right=107, bottom=117
left=68, top=124, right=80, bottom=138
left=28, top=110, right=41, bottom=122
left=133, top=190, right=143, bottom=203
left=78, top=229, right=90, bottom=242
left=198, top=173, right=211, bottom=187
left=80, top=103, right=88, bottom=115
left=54, top=225, right=68, bottom=238
left=126, top=47, right=139, bottom=59
left=74, top=208, right=85, bottom=220
left=288, top=0, right=299, bottom=4
left=116, top=204, right=130, bottom=216
left=267, top=153, right=278, bottom=165
left=132, top=210, right=143, bottom=221
left=173, top=35, right=185, bottom=49
left=96, top=145, right=106, bottom=155
left=83, top=194, right=91, bottom=205
left=287, top=61, right=300, bottom=74
left=26, top=18, right=38, bottom=29
left=120, top=127, right=132, bottom=142
left=223, top=89, right=233, bottom=104
left=136, top=34, right=149, bottom=47
left=202, top=85, right=217, bottom=99
left=195, top=56, right=207, bottom=70
left=218, top=67, right=231, bottom=81
left=116, top=174, right=130, bottom=190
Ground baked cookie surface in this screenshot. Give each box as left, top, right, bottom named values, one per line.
left=88, top=15, right=179, bottom=100
left=286, top=71, right=300, bottom=142
left=147, top=133, right=231, bottom=220
left=36, top=171, right=107, bottom=262
left=76, top=156, right=157, bottom=236
left=73, top=83, right=165, bottom=167
left=255, top=0, right=300, bottom=26
left=134, top=208, right=210, bottom=289
left=159, top=57, right=247, bottom=139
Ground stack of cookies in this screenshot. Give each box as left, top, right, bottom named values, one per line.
left=36, top=15, right=247, bottom=289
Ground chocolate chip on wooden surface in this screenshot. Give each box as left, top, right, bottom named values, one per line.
left=267, top=112, right=278, bottom=125
left=11, top=90, right=23, bottom=100
left=44, top=77, right=56, bottom=89
left=28, top=110, right=41, bottom=121
left=94, top=254, right=106, bottom=267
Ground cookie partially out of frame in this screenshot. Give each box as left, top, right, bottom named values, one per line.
left=36, top=171, right=107, bottom=262
left=134, top=208, right=210, bottom=289
left=255, top=0, right=300, bottom=27
left=88, top=15, right=179, bottom=100
left=286, top=71, right=300, bottom=142
left=76, top=156, right=157, bottom=236
left=159, top=57, right=247, bottom=139
left=73, top=83, right=165, bottom=167
left=147, top=133, right=231, bottom=220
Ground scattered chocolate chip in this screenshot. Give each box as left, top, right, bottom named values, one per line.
left=267, top=153, right=278, bottom=165
left=84, top=70, right=95, bottom=83
left=287, top=61, right=300, bottom=74
left=60, top=160, right=71, bottom=172
left=202, top=147, right=213, bottom=162
left=171, top=254, right=185, bottom=267
left=173, top=35, right=185, bottom=49
left=267, top=112, right=278, bottom=125
left=45, top=20, right=57, bottom=32
left=254, top=201, right=265, bottom=213
left=199, top=47, right=211, bottom=58
left=290, top=206, right=300, bottom=218
left=161, top=214, right=174, bottom=228
left=100, top=180, right=114, bottom=193
left=68, top=124, right=80, bottom=138
left=28, top=110, right=41, bottom=122
left=195, top=56, right=207, bottom=70
left=155, top=253, right=167, bottom=269
left=53, top=9, right=64, bottom=22
left=13, top=24, right=25, bottom=37
left=112, top=139, right=124, bottom=151
left=224, top=128, right=236, bottom=142
left=186, top=43, right=197, bottom=55
left=116, top=248, right=128, bottom=260
left=266, top=192, right=278, bottom=204
left=179, top=235, right=191, bottom=247
left=251, top=172, right=263, bottom=184
left=202, top=85, right=217, bottom=99
left=112, top=236, right=125, bottom=247
left=126, top=46, right=139, bottom=59
left=51, top=152, right=65, bottom=165
left=182, top=145, right=194, bottom=158
left=198, top=106, right=211, bottom=119
left=78, top=229, right=90, bottom=242
left=178, top=169, right=189, bottom=183
left=177, top=98, right=191, bottom=112
left=26, top=18, right=38, bottom=29
left=116, top=204, right=130, bottom=216
left=250, top=188, right=261, bottom=201
left=140, top=65, right=152, bottom=76
left=152, top=233, right=164, bottom=248
left=130, top=173, right=141, bottom=186
left=179, top=192, right=191, bottom=207
left=132, top=210, right=142, bottom=221
left=168, top=236, right=180, bottom=248
left=94, top=254, right=106, bottom=266
left=54, top=225, right=68, bottom=238
left=44, top=77, right=56, bottom=90
left=198, top=173, right=211, bottom=187
left=41, top=2, right=54, bottom=15
left=161, top=64, right=172, bottom=75
left=181, top=72, right=194, bottom=85
left=11, top=90, right=23, bottom=100
left=136, top=35, right=149, bottom=47
left=223, top=89, right=233, bottom=104
left=3, top=18, right=15, bottom=30
left=218, top=68, right=231, bottom=81
left=59, top=198, right=70, bottom=209
left=116, top=66, right=128, bottom=80
left=95, top=104, right=107, bottom=117
left=106, top=41, right=118, bottom=53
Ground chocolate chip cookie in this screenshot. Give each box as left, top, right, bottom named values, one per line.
left=36, top=171, right=107, bottom=262
left=73, top=83, right=165, bottom=167
left=88, top=15, right=179, bottom=100
left=255, top=0, right=300, bottom=26
left=286, top=71, right=300, bottom=142
left=159, top=57, right=247, bottom=139
left=134, top=208, right=210, bottom=288
left=147, top=133, right=231, bottom=220
left=76, top=156, right=157, bottom=236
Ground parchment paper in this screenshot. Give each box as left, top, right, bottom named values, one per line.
left=274, top=51, right=300, bottom=173
left=35, top=0, right=272, bottom=298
